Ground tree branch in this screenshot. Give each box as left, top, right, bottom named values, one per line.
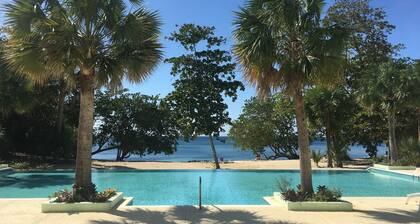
left=91, top=145, right=120, bottom=155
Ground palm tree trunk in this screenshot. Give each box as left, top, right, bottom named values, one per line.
left=55, top=80, right=66, bottom=153
left=387, top=106, right=398, bottom=165
left=325, top=117, right=333, bottom=168
left=209, top=135, right=220, bottom=169
left=56, top=80, right=66, bottom=135
left=417, top=109, right=420, bottom=142
left=75, top=75, right=94, bottom=188
left=294, top=89, right=313, bottom=193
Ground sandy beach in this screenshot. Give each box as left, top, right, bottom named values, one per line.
left=92, top=159, right=371, bottom=170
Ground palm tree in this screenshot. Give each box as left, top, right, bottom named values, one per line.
left=4, top=0, right=162, bottom=192
left=233, top=0, right=347, bottom=193
left=361, top=59, right=413, bottom=165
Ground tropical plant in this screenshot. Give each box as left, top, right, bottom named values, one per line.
left=351, top=108, right=387, bottom=158
left=305, top=87, right=357, bottom=167
left=278, top=177, right=342, bottom=202
left=233, top=0, right=347, bottom=193
left=398, top=137, right=420, bottom=166
left=1, top=38, right=78, bottom=159
left=406, top=60, right=420, bottom=142
left=165, top=24, right=244, bottom=169
left=360, top=59, right=413, bottom=164
left=324, top=0, right=399, bottom=159
left=51, top=186, right=117, bottom=203
left=311, top=150, right=323, bottom=168
left=4, top=0, right=162, bottom=194
left=229, top=94, right=299, bottom=160
left=93, top=90, right=179, bottom=161
left=325, top=0, right=397, bottom=88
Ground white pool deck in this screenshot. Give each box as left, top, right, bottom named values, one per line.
left=0, top=197, right=419, bottom=224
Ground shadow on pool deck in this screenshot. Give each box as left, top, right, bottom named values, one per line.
left=89, top=205, right=299, bottom=224
left=356, top=207, right=420, bottom=223
left=85, top=201, right=420, bottom=224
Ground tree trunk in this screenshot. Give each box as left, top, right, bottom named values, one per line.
left=325, top=117, right=333, bottom=168
left=293, top=89, right=313, bottom=193
left=75, top=75, right=94, bottom=188
left=116, top=149, right=121, bottom=161
left=56, top=80, right=66, bottom=135
left=209, top=135, right=220, bottom=169
left=55, top=80, right=66, bottom=153
left=387, top=106, right=398, bottom=165
left=417, top=109, right=420, bottom=142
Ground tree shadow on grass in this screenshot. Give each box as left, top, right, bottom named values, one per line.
left=89, top=205, right=300, bottom=224
left=356, top=207, right=420, bottom=223
left=0, top=174, right=73, bottom=188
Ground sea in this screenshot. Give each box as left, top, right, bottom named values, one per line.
left=92, top=136, right=387, bottom=161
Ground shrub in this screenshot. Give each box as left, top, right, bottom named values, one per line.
left=52, top=189, right=75, bottom=203
left=310, top=185, right=342, bottom=202
left=277, top=176, right=342, bottom=202
left=50, top=185, right=117, bottom=203
left=311, top=150, right=323, bottom=167
left=96, top=188, right=117, bottom=202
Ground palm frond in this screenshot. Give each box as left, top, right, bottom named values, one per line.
left=233, top=0, right=347, bottom=96
left=3, top=0, right=162, bottom=89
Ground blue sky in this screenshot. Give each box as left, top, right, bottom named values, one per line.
left=1, top=0, right=420, bottom=133
left=129, top=0, right=420, bottom=131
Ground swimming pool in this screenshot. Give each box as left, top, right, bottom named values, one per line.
left=0, top=169, right=419, bottom=205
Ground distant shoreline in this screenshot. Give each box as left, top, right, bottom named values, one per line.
left=93, top=137, right=388, bottom=162
left=91, top=159, right=371, bottom=170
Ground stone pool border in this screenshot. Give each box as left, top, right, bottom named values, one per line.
left=373, top=163, right=416, bottom=170
left=367, top=167, right=420, bottom=182
left=41, top=192, right=124, bottom=213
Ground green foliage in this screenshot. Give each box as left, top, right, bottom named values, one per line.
left=4, top=0, right=163, bottom=188
left=233, top=0, right=348, bottom=192
left=310, top=185, right=342, bottom=202
left=305, top=87, right=357, bottom=166
left=4, top=0, right=162, bottom=87
left=325, top=0, right=399, bottom=89
left=165, top=24, right=244, bottom=138
left=52, top=189, right=74, bottom=203
left=324, top=0, right=399, bottom=159
left=51, top=185, right=117, bottom=203
left=398, top=138, right=420, bottom=166
left=229, top=94, right=298, bottom=159
left=361, top=59, right=414, bottom=111
left=278, top=178, right=342, bottom=202
left=311, top=150, right=323, bottom=167
left=277, top=177, right=293, bottom=193
left=94, top=90, right=179, bottom=161
left=0, top=39, right=78, bottom=159
left=233, top=0, right=348, bottom=96
left=360, top=59, right=419, bottom=163
left=95, top=188, right=118, bottom=202
left=351, top=109, right=387, bottom=158
left=281, top=187, right=310, bottom=202
left=1, top=82, right=77, bottom=158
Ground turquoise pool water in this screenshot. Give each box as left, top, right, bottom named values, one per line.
left=0, top=170, right=419, bottom=205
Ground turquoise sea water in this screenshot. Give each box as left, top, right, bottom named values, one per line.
left=1, top=170, right=419, bottom=205
left=93, top=137, right=388, bottom=161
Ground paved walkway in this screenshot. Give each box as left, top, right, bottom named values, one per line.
left=1, top=197, right=419, bottom=224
